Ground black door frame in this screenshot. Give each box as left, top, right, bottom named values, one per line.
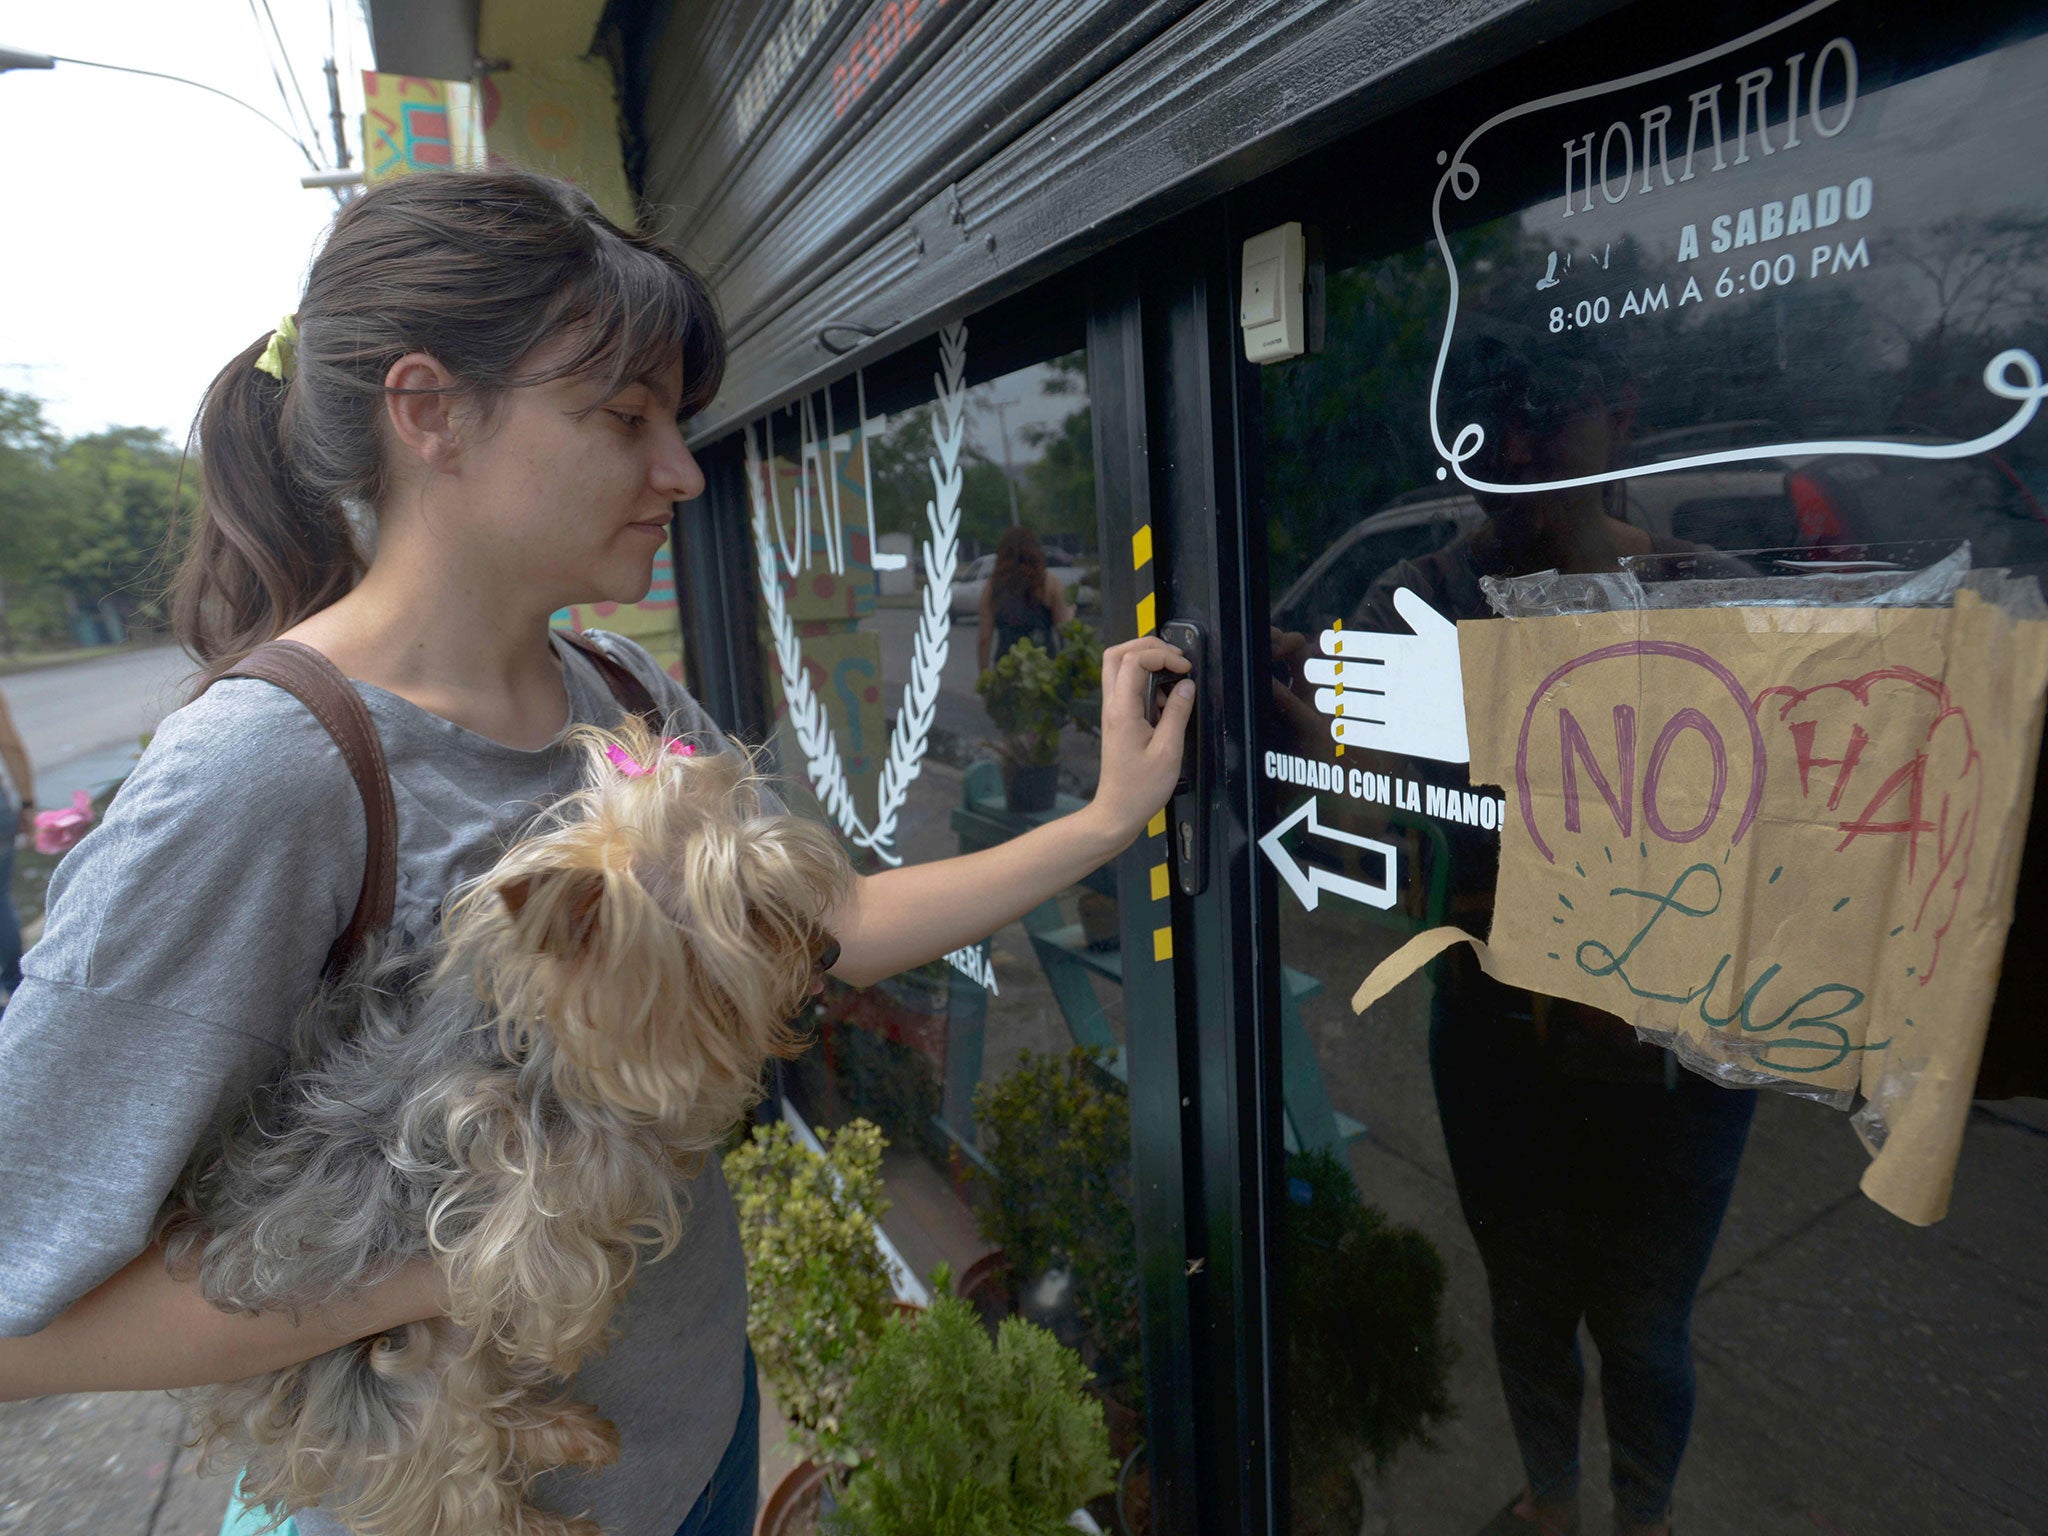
left=678, top=267, right=1225, bottom=1533
left=1089, top=259, right=1209, bottom=1536
left=1119, top=209, right=1291, bottom=1536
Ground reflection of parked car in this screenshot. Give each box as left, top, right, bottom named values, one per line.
left=1617, top=424, right=1808, bottom=550
left=1273, top=427, right=2048, bottom=637
left=949, top=550, right=1092, bottom=616
left=1780, top=439, right=2048, bottom=575
left=1270, top=490, right=1483, bottom=632
left=1271, top=431, right=1825, bottom=631
left=1277, top=421, right=1826, bottom=630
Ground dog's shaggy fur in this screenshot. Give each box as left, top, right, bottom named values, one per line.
left=156, top=722, right=850, bottom=1536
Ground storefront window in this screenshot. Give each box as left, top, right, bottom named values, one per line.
left=738, top=333, right=1155, bottom=1527
left=1252, top=2, right=2048, bottom=1531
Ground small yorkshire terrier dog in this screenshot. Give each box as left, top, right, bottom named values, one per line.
left=158, top=721, right=850, bottom=1536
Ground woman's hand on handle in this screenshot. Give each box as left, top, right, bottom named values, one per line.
left=1089, top=635, right=1195, bottom=845
left=827, top=636, right=1192, bottom=987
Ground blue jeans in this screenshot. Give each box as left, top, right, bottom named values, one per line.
left=1431, top=975, right=1755, bottom=1526
left=672, top=1344, right=761, bottom=1536
left=0, top=828, right=22, bottom=995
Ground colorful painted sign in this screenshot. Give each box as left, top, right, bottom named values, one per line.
left=362, top=64, right=633, bottom=229
left=361, top=73, right=485, bottom=182
left=480, top=61, right=635, bottom=227
left=550, top=542, right=685, bottom=683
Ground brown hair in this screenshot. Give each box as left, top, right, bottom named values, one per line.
left=989, top=524, right=1050, bottom=620
left=173, top=169, right=725, bottom=683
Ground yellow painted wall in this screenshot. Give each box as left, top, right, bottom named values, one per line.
left=551, top=542, right=686, bottom=685
left=479, top=0, right=607, bottom=65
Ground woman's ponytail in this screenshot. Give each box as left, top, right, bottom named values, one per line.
left=172, top=334, right=362, bottom=682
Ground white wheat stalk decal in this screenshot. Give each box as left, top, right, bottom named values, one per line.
left=747, top=420, right=874, bottom=847
left=859, top=321, right=966, bottom=863
left=743, top=321, right=965, bottom=864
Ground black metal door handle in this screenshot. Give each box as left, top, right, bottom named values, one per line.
left=1148, top=620, right=1207, bottom=897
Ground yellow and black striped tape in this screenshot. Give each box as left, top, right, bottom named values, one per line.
left=1133, top=524, right=1171, bottom=961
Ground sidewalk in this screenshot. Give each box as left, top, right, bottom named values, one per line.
left=0, top=1390, right=238, bottom=1536
left=0, top=1381, right=804, bottom=1535
left=0, top=639, right=171, bottom=680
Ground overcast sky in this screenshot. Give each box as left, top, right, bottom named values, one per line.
left=0, top=0, right=372, bottom=443
left=0, top=2, right=1092, bottom=463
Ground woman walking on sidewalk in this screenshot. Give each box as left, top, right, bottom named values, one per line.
left=0, top=169, right=1191, bottom=1536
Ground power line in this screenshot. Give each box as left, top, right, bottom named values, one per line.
left=258, top=0, right=324, bottom=150
left=243, top=0, right=324, bottom=163
left=262, top=0, right=324, bottom=148
left=45, top=52, right=319, bottom=167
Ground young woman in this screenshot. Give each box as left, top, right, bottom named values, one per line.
left=0, top=170, right=1192, bottom=1536
left=976, top=524, right=1076, bottom=672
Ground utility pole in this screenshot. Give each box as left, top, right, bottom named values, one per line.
left=323, top=55, right=351, bottom=170
left=992, top=399, right=1021, bottom=527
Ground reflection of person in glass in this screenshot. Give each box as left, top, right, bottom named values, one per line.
left=1361, top=321, right=1754, bottom=1536
left=978, top=524, right=1075, bottom=671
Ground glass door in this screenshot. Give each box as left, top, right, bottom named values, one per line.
left=701, top=284, right=1196, bottom=1535
left=1232, top=2, right=2048, bottom=1532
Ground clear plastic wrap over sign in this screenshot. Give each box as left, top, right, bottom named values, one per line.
left=1355, top=544, right=2048, bottom=1224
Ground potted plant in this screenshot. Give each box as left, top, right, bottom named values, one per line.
left=976, top=622, right=1102, bottom=812
left=1281, top=1149, right=1457, bottom=1535
left=968, top=1050, right=1143, bottom=1425
left=1077, top=890, right=1119, bottom=951
left=829, top=1286, right=1117, bottom=1536
left=724, top=1116, right=899, bottom=1533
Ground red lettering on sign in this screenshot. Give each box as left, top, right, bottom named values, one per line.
left=1754, top=664, right=1982, bottom=983
left=833, top=0, right=946, bottom=118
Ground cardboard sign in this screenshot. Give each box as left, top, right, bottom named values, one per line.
left=1354, top=592, right=2048, bottom=1224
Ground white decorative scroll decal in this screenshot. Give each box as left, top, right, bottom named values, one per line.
left=747, top=321, right=967, bottom=866
left=1426, top=0, right=2048, bottom=495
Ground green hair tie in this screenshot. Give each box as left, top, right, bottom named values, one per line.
left=254, top=313, right=299, bottom=382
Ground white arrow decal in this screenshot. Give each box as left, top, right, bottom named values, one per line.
left=1299, top=587, right=1469, bottom=765
left=1258, top=797, right=1399, bottom=912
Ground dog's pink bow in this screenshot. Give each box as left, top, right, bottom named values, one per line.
left=33, top=790, right=95, bottom=855
left=605, top=739, right=698, bottom=777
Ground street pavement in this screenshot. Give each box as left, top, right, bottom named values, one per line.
left=0, top=1393, right=238, bottom=1536
left=1, top=644, right=197, bottom=804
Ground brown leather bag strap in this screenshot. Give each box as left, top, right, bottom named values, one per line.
left=557, top=629, right=663, bottom=729
left=216, top=639, right=396, bottom=979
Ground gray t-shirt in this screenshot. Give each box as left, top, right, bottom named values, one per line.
left=0, top=631, right=748, bottom=1535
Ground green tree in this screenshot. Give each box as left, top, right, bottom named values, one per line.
left=1258, top=221, right=1542, bottom=588
left=1018, top=352, right=1095, bottom=551
left=866, top=403, right=1012, bottom=558
left=0, top=392, right=76, bottom=654
left=52, top=426, right=193, bottom=633
left=867, top=407, right=940, bottom=543
left=0, top=395, right=192, bottom=653
left=1019, top=406, right=1094, bottom=549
